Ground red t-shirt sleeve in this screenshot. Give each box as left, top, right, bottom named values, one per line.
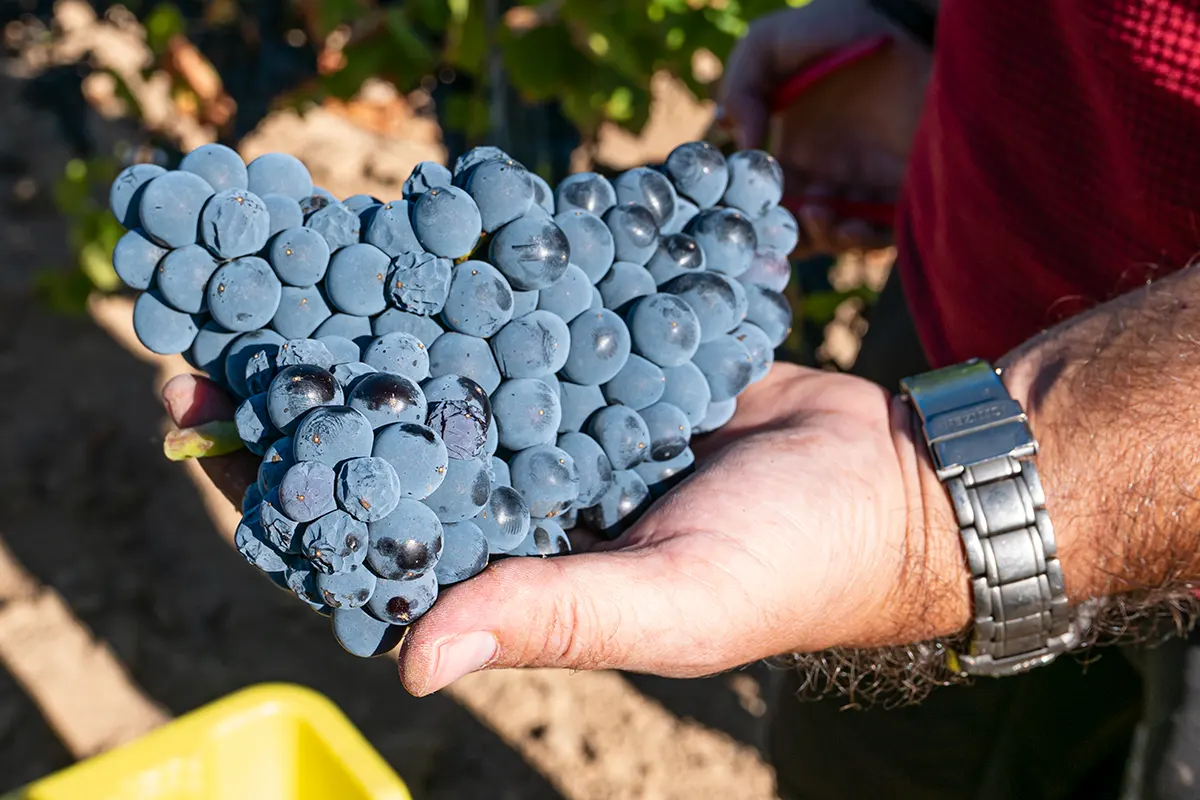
left=897, top=0, right=1200, bottom=367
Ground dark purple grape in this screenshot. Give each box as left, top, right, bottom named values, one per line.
left=373, top=421, right=449, bottom=500
left=404, top=161, right=453, bottom=196
left=509, top=445, right=579, bottom=519
left=588, top=405, right=651, bottom=470
left=752, top=205, right=799, bottom=256
left=464, top=158, right=535, bottom=232
left=602, top=355, right=666, bottom=410
left=266, top=364, right=343, bottom=434
left=634, top=447, right=695, bottom=497
left=490, top=310, right=571, bottom=379
left=302, top=509, right=368, bottom=574
left=561, top=309, right=631, bottom=385
left=509, top=519, right=572, bottom=556
left=453, top=146, right=511, bottom=179
left=537, top=264, right=592, bottom=321
left=363, top=331, right=430, bottom=382
left=739, top=250, right=791, bottom=293
left=694, top=397, right=737, bottom=434
left=473, top=485, right=531, bottom=555
left=692, top=335, right=754, bottom=402
left=435, top=521, right=491, bottom=585
left=638, top=402, right=691, bottom=461
left=110, top=163, right=166, bottom=228
left=427, top=333, right=502, bottom=394
left=373, top=308, right=445, bottom=347
left=722, top=150, right=784, bottom=217
left=664, top=141, right=729, bottom=208
left=530, top=172, right=555, bottom=214
left=225, top=330, right=286, bottom=398
left=423, top=375, right=492, bottom=460
left=613, top=167, right=677, bottom=228
left=626, top=293, right=702, bottom=368
left=292, top=405, right=375, bottom=468
left=367, top=498, right=444, bottom=578
left=685, top=207, right=757, bottom=277
left=552, top=382, right=599, bottom=434
left=347, top=372, right=427, bottom=429
left=581, top=469, right=652, bottom=539
left=555, top=172, right=617, bottom=216
left=597, top=261, right=656, bottom=313
left=324, top=243, right=389, bottom=316
left=423, top=457, right=491, bottom=523
left=386, top=251, right=453, bottom=316
left=247, top=153, right=313, bottom=202
left=272, top=285, right=332, bottom=339
left=491, top=378, right=561, bottom=450
left=306, top=202, right=362, bottom=251
left=661, top=197, right=700, bottom=236
left=264, top=194, right=304, bottom=237
left=489, top=214, right=571, bottom=290
left=553, top=209, right=615, bottom=283
left=332, top=607, right=405, bottom=657
left=732, top=321, right=775, bottom=383
left=412, top=186, right=483, bottom=259
left=660, top=361, right=711, bottom=428
left=441, top=260, right=514, bottom=337
left=603, top=203, right=659, bottom=265
left=556, top=432, right=614, bottom=507
left=647, top=233, right=706, bottom=286
left=365, top=571, right=438, bottom=625
left=278, top=460, right=338, bottom=522
left=269, top=226, right=331, bottom=286
left=744, top=283, right=793, bottom=347
left=661, top=271, right=741, bottom=343
left=112, top=228, right=167, bottom=290
left=363, top=199, right=421, bottom=257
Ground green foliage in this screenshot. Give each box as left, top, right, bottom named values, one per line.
left=144, top=2, right=185, bottom=55
left=297, top=0, right=802, bottom=140
left=41, top=157, right=126, bottom=315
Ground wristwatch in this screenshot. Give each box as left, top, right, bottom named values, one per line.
left=900, top=359, right=1082, bottom=677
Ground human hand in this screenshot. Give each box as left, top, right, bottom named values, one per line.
left=717, top=0, right=933, bottom=253
left=396, top=363, right=968, bottom=697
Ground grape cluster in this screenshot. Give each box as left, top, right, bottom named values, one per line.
left=108, top=140, right=797, bottom=658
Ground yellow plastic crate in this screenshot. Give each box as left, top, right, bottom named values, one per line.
left=5, top=684, right=412, bottom=800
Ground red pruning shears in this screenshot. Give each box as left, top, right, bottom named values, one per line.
left=769, top=34, right=897, bottom=227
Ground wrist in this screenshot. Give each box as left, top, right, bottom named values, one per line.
left=881, top=393, right=972, bottom=641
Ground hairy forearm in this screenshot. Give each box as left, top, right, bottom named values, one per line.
left=1000, top=266, right=1200, bottom=606
left=782, top=266, right=1200, bottom=706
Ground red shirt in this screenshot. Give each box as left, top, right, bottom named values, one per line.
left=898, top=0, right=1200, bottom=367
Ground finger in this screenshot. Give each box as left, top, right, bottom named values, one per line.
left=162, top=373, right=258, bottom=506
left=718, top=20, right=780, bottom=150
left=163, top=373, right=236, bottom=427
left=834, top=218, right=893, bottom=251
left=397, top=541, right=743, bottom=696
left=798, top=202, right=838, bottom=254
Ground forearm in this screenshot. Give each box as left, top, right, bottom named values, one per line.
left=910, top=264, right=1200, bottom=642
left=782, top=266, right=1200, bottom=705
left=1002, top=266, right=1200, bottom=610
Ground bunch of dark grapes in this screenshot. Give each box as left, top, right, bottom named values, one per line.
left=108, top=141, right=797, bottom=658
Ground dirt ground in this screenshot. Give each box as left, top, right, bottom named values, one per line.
left=0, top=26, right=785, bottom=800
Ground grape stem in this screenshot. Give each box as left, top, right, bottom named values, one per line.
left=163, top=420, right=245, bottom=461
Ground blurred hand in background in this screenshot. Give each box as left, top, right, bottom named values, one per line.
left=717, top=0, right=933, bottom=253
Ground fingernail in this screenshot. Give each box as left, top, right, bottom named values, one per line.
left=423, top=632, right=499, bottom=695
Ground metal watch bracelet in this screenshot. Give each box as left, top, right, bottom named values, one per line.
left=900, top=359, right=1082, bottom=677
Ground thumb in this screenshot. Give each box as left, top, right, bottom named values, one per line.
left=718, top=18, right=782, bottom=150
left=396, top=542, right=742, bottom=696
